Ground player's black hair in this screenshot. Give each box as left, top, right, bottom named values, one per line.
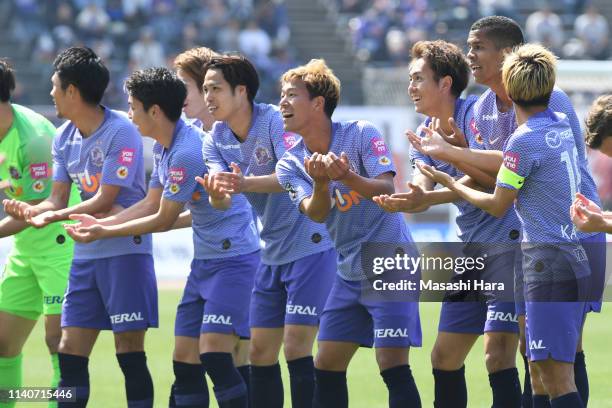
left=204, top=55, right=259, bottom=104
left=124, top=67, right=187, bottom=122
left=0, top=59, right=16, bottom=102
left=470, top=16, right=524, bottom=50
left=53, top=47, right=109, bottom=105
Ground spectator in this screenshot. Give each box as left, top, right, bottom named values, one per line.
left=525, top=5, right=564, bottom=54
left=129, top=27, right=166, bottom=70
left=574, top=5, right=609, bottom=60
left=256, top=0, right=290, bottom=47
left=238, top=19, right=272, bottom=62
left=76, top=2, right=110, bottom=39
left=217, top=19, right=242, bottom=52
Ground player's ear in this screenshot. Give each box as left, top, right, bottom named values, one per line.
left=440, top=75, right=452, bottom=93
left=313, top=95, right=325, bottom=113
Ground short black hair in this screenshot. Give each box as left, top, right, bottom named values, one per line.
left=53, top=47, right=109, bottom=105
left=205, top=55, right=259, bottom=104
left=470, top=16, right=524, bottom=50
left=124, top=67, right=186, bottom=122
left=0, top=59, right=16, bottom=102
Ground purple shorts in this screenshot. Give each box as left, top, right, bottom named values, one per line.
left=250, top=249, right=336, bottom=328
left=318, top=275, right=421, bottom=348
left=61, top=254, right=158, bottom=332
left=440, top=250, right=518, bottom=334
left=525, top=301, right=585, bottom=363
left=438, top=301, right=518, bottom=334
left=581, top=233, right=606, bottom=313
left=174, top=251, right=260, bottom=339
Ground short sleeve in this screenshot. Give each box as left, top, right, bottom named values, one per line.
left=202, top=131, right=229, bottom=175
left=148, top=144, right=163, bottom=190
left=162, top=149, right=205, bottom=202
left=359, top=122, right=396, bottom=178
left=276, top=154, right=313, bottom=209
left=15, top=127, right=55, bottom=201
left=101, top=125, right=142, bottom=187
left=496, top=134, right=535, bottom=190
left=51, top=132, right=71, bottom=183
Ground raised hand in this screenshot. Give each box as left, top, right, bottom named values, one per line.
left=64, top=222, right=105, bottom=243
left=417, top=162, right=454, bottom=188
left=68, top=213, right=101, bottom=229
left=27, top=210, right=60, bottom=228
left=304, top=153, right=330, bottom=184
left=324, top=152, right=351, bottom=181
left=3, top=199, right=33, bottom=220
left=433, top=116, right=467, bottom=148
left=211, top=162, right=246, bottom=194
left=195, top=173, right=229, bottom=200
left=373, top=182, right=429, bottom=213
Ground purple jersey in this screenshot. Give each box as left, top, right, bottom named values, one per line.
left=276, top=120, right=416, bottom=281
left=411, top=96, right=521, bottom=247
left=473, top=88, right=601, bottom=240
left=203, top=103, right=332, bottom=265
left=52, top=107, right=152, bottom=259
left=497, top=110, right=581, bottom=244
left=149, top=119, right=260, bottom=259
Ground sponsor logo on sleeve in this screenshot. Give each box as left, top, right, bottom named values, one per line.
left=503, top=152, right=519, bottom=171
left=119, top=148, right=136, bottom=165
left=371, top=137, right=388, bottom=156
left=30, top=163, right=49, bottom=179
left=169, top=183, right=181, bottom=194
left=32, top=180, right=45, bottom=193
left=116, top=166, right=129, bottom=179
left=378, top=156, right=391, bottom=166
left=169, top=167, right=186, bottom=184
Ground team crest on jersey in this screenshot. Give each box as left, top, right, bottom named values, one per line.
left=282, top=132, right=299, bottom=149
left=378, top=156, right=391, bottom=166
left=116, top=166, right=129, bottom=179
left=32, top=180, right=45, bottom=193
left=90, top=146, right=105, bottom=167
left=9, top=166, right=20, bottom=179
left=470, top=118, right=484, bottom=145
left=30, top=163, right=49, bottom=179
left=255, top=146, right=272, bottom=166
left=119, top=148, right=135, bottom=165
left=169, top=183, right=180, bottom=194
left=284, top=182, right=297, bottom=201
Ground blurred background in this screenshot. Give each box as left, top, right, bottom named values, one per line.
left=1, top=0, right=611, bottom=276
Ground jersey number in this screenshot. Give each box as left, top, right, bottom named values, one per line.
left=560, top=147, right=581, bottom=200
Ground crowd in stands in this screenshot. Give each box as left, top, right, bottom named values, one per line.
left=3, top=0, right=296, bottom=106
left=338, top=0, right=609, bottom=64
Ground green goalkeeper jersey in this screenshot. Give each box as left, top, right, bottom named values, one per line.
left=0, top=104, right=79, bottom=257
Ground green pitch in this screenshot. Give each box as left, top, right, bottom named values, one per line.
left=19, top=289, right=612, bottom=407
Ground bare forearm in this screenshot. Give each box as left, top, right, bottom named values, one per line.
left=98, top=199, right=159, bottom=226
left=341, top=172, right=394, bottom=198
left=424, top=188, right=460, bottom=205
left=447, top=146, right=503, bottom=174
left=0, top=216, right=30, bottom=238
left=448, top=183, right=503, bottom=217
left=244, top=174, right=284, bottom=193
left=171, top=211, right=192, bottom=229
left=452, top=161, right=497, bottom=189
left=53, top=195, right=114, bottom=221
left=104, top=213, right=178, bottom=237
left=302, top=182, right=332, bottom=223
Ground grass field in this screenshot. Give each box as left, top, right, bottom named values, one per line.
left=18, top=288, right=612, bottom=407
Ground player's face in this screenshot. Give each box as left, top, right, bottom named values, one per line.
left=408, top=58, right=442, bottom=116
left=177, top=69, right=209, bottom=121
left=467, top=30, right=505, bottom=86
left=50, top=72, right=68, bottom=118
left=600, top=137, right=612, bottom=157
left=127, top=95, right=153, bottom=137
left=279, top=78, right=314, bottom=134
left=203, top=69, right=240, bottom=122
